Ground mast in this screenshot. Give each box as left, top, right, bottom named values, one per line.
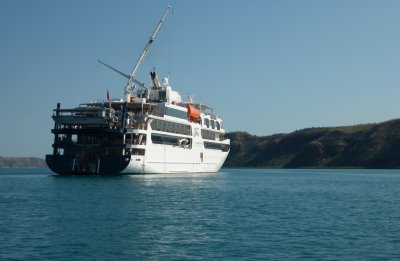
left=126, top=5, right=172, bottom=89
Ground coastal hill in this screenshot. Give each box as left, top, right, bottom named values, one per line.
left=0, top=157, right=46, bottom=168
left=224, top=119, right=400, bottom=168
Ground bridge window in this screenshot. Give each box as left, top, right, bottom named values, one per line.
left=204, top=118, right=210, bottom=128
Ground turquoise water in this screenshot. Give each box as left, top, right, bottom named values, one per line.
left=1, top=168, right=400, bottom=260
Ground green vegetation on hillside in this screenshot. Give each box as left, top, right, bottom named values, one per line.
left=224, top=119, right=400, bottom=168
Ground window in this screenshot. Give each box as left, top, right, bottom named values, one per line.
left=150, top=119, right=191, bottom=136
left=201, top=129, right=216, bottom=140
left=159, top=91, right=166, bottom=101
left=204, top=142, right=230, bottom=152
left=152, top=135, right=177, bottom=145
left=204, top=118, right=210, bottom=128
left=132, top=149, right=145, bottom=155
left=128, top=134, right=146, bottom=145
left=165, top=107, right=187, bottom=120
left=151, top=134, right=192, bottom=148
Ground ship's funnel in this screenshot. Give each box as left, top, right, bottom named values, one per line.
left=150, top=71, right=161, bottom=89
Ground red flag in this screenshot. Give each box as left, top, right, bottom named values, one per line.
left=107, top=89, right=111, bottom=107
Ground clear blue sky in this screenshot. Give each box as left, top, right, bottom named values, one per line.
left=1, top=0, right=400, bottom=158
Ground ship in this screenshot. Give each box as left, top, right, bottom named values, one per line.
left=45, top=6, right=230, bottom=175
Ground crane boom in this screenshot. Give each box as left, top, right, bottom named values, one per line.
left=127, top=5, right=172, bottom=87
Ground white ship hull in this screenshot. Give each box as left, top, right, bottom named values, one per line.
left=122, top=144, right=229, bottom=174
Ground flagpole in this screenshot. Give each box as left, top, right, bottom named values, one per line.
left=107, top=89, right=111, bottom=108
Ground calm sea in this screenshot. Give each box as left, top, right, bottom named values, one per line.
left=1, top=168, right=400, bottom=260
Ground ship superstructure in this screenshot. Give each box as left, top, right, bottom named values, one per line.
left=45, top=6, right=230, bottom=175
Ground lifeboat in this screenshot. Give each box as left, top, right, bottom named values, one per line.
left=187, top=105, right=201, bottom=123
